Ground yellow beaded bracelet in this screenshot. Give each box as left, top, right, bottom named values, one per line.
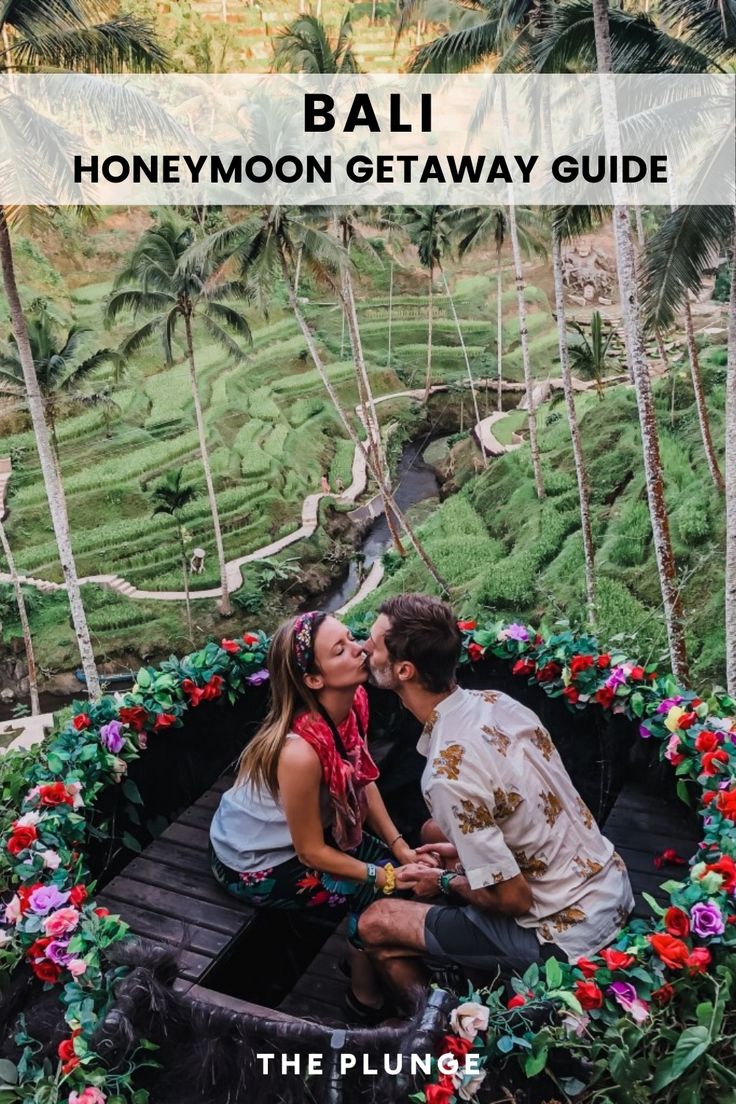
left=381, top=863, right=397, bottom=896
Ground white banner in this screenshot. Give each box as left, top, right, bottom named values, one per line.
left=0, top=74, right=733, bottom=206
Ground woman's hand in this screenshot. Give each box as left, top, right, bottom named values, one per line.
left=416, top=841, right=459, bottom=868
left=395, top=862, right=442, bottom=898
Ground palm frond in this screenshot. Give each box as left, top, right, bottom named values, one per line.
left=8, top=13, right=169, bottom=73
left=552, top=205, right=610, bottom=243
left=200, top=313, right=246, bottom=362
left=659, top=0, right=736, bottom=58
left=106, top=288, right=173, bottom=323
left=117, top=314, right=167, bottom=359
left=202, top=301, right=252, bottom=345
left=408, top=18, right=502, bottom=72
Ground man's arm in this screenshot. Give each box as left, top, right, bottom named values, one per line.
left=396, top=862, right=532, bottom=916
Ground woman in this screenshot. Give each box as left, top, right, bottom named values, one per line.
left=209, top=610, right=424, bottom=1021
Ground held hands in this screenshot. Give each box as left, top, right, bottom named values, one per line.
left=392, top=840, right=443, bottom=867
left=395, top=862, right=444, bottom=898
left=415, top=842, right=459, bottom=866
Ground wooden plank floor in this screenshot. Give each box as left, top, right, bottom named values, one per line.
left=278, top=920, right=351, bottom=1025
left=603, top=780, right=701, bottom=920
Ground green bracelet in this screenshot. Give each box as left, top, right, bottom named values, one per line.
left=438, top=871, right=458, bottom=897
left=365, top=862, right=377, bottom=886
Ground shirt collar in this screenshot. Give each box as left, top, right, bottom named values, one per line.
left=416, top=686, right=465, bottom=757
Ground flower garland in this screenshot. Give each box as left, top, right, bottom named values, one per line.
left=2, top=618, right=736, bottom=1102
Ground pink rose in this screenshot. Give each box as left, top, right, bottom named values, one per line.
left=43, top=907, right=80, bottom=937
left=40, top=849, right=61, bottom=870
left=69, top=1089, right=106, bottom=1104
left=4, top=895, right=22, bottom=924
left=68, top=958, right=87, bottom=978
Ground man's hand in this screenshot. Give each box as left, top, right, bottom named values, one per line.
left=395, top=862, right=443, bottom=898
left=416, top=842, right=459, bottom=868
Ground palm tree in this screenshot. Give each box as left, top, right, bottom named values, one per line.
left=271, top=12, right=360, bottom=72
left=567, top=311, right=616, bottom=401
left=107, top=215, right=253, bottom=618
left=0, top=309, right=121, bottom=467
left=402, top=206, right=454, bottom=400
left=0, top=512, right=40, bottom=715
left=727, top=228, right=736, bottom=694
left=150, top=468, right=196, bottom=641
left=0, top=4, right=168, bottom=699
left=188, top=207, right=450, bottom=594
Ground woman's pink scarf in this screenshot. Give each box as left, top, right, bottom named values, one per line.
left=291, top=686, right=379, bottom=850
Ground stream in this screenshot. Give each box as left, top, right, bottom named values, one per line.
left=319, top=434, right=445, bottom=613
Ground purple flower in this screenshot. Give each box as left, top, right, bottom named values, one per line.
left=605, top=666, right=628, bottom=690
left=657, top=696, right=683, bottom=714
left=46, top=938, right=72, bottom=966
left=639, top=724, right=651, bottom=740
left=608, top=982, right=649, bottom=1023
left=690, top=901, right=725, bottom=938
left=505, top=623, right=530, bottom=642
left=246, top=669, right=269, bottom=686
left=100, top=720, right=125, bottom=754
left=29, top=885, right=70, bottom=915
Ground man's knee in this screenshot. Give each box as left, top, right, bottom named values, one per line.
left=420, top=818, right=447, bottom=845
left=356, top=899, right=394, bottom=949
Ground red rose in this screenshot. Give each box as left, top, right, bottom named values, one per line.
left=536, top=662, right=561, bottom=684
left=467, top=642, right=484, bottom=662
left=600, top=948, right=635, bottom=972
left=243, top=633, right=259, bottom=645
left=562, top=686, right=580, bottom=704
left=7, top=825, right=38, bottom=855
left=594, top=686, right=615, bottom=709
left=651, top=983, right=674, bottom=1006
left=512, top=658, right=535, bottom=677
left=69, top=884, right=88, bottom=908
left=153, top=712, right=176, bottom=730
left=440, top=1034, right=473, bottom=1058
left=707, top=856, right=736, bottom=892
left=119, top=706, right=148, bottom=732
left=597, top=654, right=611, bottom=669
left=39, top=782, right=73, bottom=807
left=701, top=749, right=729, bottom=777
left=94, top=907, right=110, bottom=918
left=456, top=620, right=476, bottom=631
left=629, top=666, right=645, bottom=681
left=570, top=655, right=594, bottom=677
left=507, top=991, right=534, bottom=1009
left=221, top=639, right=241, bottom=653
left=574, top=980, right=603, bottom=1010
left=31, top=958, right=61, bottom=983
left=687, top=947, right=711, bottom=975
left=425, top=1083, right=455, bottom=1104
left=27, top=936, right=52, bottom=962
left=703, top=790, right=718, bottom=805
left=664, top=907, right=690, bottom=938
left=72, top=713, right=91, bottom=731
left=181, top=679, right=203, bottom=707
left=677, top=711, right=698, bottom=730
left=62, top=1057, right=80, bottom=1075
left=648, top=933, right=690, bottom=971
left=17, top=884, right=41, bottom=913
left=201, top=675, right=224, bottom=701
left=576, top=957, right=599, bottom=978
left=717, top=789, right=736, bottom=821
left=695, top=731, right=719, bottom=753
left=57, top=1038, right=76, bottom=1063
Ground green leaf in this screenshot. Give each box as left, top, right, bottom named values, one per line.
left=651, top=1027, right=711, bottom=1091
left=122, top=831, right=142, bottom=853
left=136, top=668, right=151, bottom=689
left=0, top=1064, right=17, bottom=1087
left=641, top=892, right=666, bottom=917
left=122, top=779, right=143, bottom=805
left=630, top=691, right=644, bottom=717
left=695, top=1001, right=713, bottom=1027
left=496, top=1035, right=516, bottom=1053
left=132, top=1091, right=150, bottom=1104
left=544, top=957, right=562, bottom=989
left=677, top=780, right=692, bottom=806
left=548, top=989, right=583, bottom=1015
left=523, top=1047, right=549, bottom=1078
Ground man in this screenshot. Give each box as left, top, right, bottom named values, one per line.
left=359, top=593, right=634, bottom=999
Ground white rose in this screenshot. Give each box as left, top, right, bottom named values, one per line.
left=14, top=811, right=40, bottom=828
left=561, top=1010, right=590, bottom=1038
left=0, top=928, right=13, bottom=947
left=456, top=1071, right=486, bottom=1101
left=4, top=896, right=21, bottom=924
left=449, top=1001, right=490, bottom=1042
left=41, top=849, right=61, bottom=870
left=66, top=781, right=85, bottom=808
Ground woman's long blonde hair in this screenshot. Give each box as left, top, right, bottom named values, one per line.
left=236, top=615, right=323, bottom=798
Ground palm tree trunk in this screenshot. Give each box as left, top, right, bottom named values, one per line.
left=387, top=260, right=394, bottom=372
left=634, top=207, right=645, bottom=251
left=0, top=517, right=40, bottom=715
left=182, top=311, right=231, bottom=616
left=278, top=247, right=449, bottom=595
left=178, top=526, right=193, bottom=640
left=496, top=251, right=504, bottom=413
left=655, top=328, right=670, bottom=371
left=725, top=222, right=736, bottom=694
left=684, top=298, right=724, bottom=491
left=553, top=233, right=596, bottom=625
left=508, top=202, right=545, bottom=499
left=0, top=207, right=101, bottom=699
left=440, top=266, right=487, bottom=468
left=591, top=0, right=689, bottom=684
left=425, top=262, right=433, bottom=400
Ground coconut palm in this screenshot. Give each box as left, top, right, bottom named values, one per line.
left=0, top=6, right=168, bottom=699
left=402, top=206, right=454, bottom=400
left=150, top=468, right=196, bottom=641
left=0, top=512, right=40, bottom=715
left=271, top=12, right=360, bottom=73
left=0, top=309, right=122, bottom=467
left=567, top=311, right=616, bottom=400
left=107, top=214, right=253, bottom=618
left=186, top=206, right=449, bottom=594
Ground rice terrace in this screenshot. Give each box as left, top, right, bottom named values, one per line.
left=0, top=2, right=735, bottom=1104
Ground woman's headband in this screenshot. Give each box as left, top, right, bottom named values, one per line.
left=293, top=611, right=325, bottom=674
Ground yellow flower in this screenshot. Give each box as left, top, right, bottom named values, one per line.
left=665, top=706, right=685, bottom=733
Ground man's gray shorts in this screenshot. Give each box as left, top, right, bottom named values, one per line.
left=424, top=904, right=558, bottom=972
